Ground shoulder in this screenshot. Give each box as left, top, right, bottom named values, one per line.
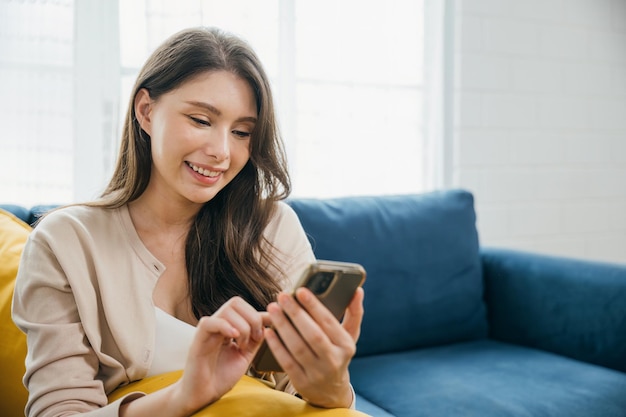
left=263, top=200, right=315, bottom=288
left=265, top=201, right=304, bottom=238
left=271, top=200, right=300, bottom=223
left=31, top=205, right=121, bottom=244
left=37, top=204, right=114, bottom=226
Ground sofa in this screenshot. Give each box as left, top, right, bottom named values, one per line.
left=3, top=189, right=626, bottom=416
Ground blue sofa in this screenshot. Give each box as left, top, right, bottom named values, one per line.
left=4, top=189, right=626, bottom=416
left=287, top=189, right=626, bottom=417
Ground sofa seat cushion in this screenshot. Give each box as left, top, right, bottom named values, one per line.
left=354, top=395, right=395, bottom=417
left=288, top=190, right=487, bottom=357
left=349, top=339, right=626, bottom=417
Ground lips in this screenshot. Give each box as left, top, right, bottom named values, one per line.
left=185, top=161, right=221, bottom=178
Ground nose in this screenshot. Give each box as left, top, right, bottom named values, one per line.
left=207, top=128, right=229, bottom=162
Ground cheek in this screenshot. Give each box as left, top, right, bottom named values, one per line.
left=152, top=123, right=198, bottom=154
left=148, top=130, right=170, bottom=163
left=231, top=140, right=251, bottom=163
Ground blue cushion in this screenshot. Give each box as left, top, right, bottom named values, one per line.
left=27, top=204, right=58, bottom=225
left=288, top=189, right=487, bottom=357
left=0, top=205, right=30, bottom=223
left=349, top=339, right=626, bottom=417
left=0, top=204, right=58, bottom=226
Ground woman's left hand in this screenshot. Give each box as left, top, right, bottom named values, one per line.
left=264, top=286, right=365, bottom=408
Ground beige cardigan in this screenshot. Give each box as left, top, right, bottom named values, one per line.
left=12, top=202, right=315, bottom=417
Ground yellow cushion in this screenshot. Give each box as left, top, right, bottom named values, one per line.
left=0, top=209, right=32, bottom=417
left=109, top=371, right=370, bottom=416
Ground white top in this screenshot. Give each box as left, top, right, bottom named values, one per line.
left=147, top=307, right=196, bottom=377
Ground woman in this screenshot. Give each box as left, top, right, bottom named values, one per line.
left=12, top=27, right=364, bottom=417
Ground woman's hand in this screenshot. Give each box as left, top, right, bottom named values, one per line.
left=171, top=296, right=268, bottom=415
left=264, top=287, right=365, bottom=409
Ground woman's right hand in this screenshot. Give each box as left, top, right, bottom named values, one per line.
left=176, top=296, right=268, bottom=413
left=121, top=296, right=267, bottom=417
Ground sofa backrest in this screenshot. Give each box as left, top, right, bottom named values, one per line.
left=3, top=191, right=488, bottom=358
left=0, top=204, right=59, bottom=226
left=288, top=189, right=488, bottom=357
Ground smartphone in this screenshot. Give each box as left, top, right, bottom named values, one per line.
left=251, top=260, right=366, bottom=373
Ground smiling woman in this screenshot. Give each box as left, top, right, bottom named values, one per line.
left=11, top=26, right=369, bottom=417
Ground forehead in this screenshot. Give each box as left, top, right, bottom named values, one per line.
left=167, top=70, right=257, bottom=115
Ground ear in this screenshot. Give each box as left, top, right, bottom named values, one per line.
left=134, top=88, right=153, bottom=136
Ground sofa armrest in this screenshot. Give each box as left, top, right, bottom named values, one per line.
left=482, top=247, right=626, bottom=373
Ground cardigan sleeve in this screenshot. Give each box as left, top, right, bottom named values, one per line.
left=11, top=207, right=148, bottom=417
left=12, top=232, right=119, bottom=416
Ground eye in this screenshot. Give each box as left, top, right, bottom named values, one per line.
left=189, top=116, right=210, bottom=126
left=232, top=130, right=251, bottom=139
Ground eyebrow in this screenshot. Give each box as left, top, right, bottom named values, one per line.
left=185, top=100, right=257, bottom=123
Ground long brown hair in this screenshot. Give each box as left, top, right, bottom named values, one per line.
left=93, top=27, right=291, bottom=316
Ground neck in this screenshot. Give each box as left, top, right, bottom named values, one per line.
left=128, top=192, right=200, bottom=234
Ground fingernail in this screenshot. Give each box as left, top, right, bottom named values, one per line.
left=267, top=302, right=280, bottom=313
left=296, top=287, right=310, bottom=302
left=277, top=292, right=292, bottom=306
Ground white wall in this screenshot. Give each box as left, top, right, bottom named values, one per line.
left=453, top=0, right=626, bottom=265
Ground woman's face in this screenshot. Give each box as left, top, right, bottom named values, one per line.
left=135, top=70, right=257, bottom=206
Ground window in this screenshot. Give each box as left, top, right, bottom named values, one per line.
left=0, top=0, right=431, bottom=205
left=0, top=0, right=74, bottom=206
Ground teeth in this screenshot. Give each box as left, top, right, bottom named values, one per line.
left=187, top=162, right=220, bottom=178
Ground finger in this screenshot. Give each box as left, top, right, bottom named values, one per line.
left=214, top=308, right=253, bottom=350
left=260, top=311, right=272, bottom=328
left=214, top=297, right=264, bottom=348
left=341, top=287, right=365, bottom=342
left=196, top=316, right=238, bottom=339
left=263, top=326, right=304, bottom=375
left=191, top=316, right=239, bottom=356
left=292, top=288, right=350, bottom=346
left=276, top=292, right=327, bottom=340
left=267, top=299, right=319, bottom=366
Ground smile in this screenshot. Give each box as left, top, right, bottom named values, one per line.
left=185, top=162, right=221, bottom=178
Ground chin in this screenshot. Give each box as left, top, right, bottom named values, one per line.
left=189, top=190, right=222, bottom=205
